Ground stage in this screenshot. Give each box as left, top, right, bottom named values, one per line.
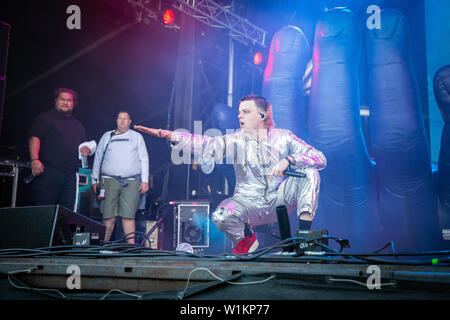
left=1, top=0, right=450, bottom=306
left=1, top=245, right=450, bottom=300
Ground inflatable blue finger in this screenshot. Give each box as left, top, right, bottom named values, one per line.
left=306, top=8, right=380, bottom=252
left=262, top=25, right=311, bottom=140
left=366, top=9, right=439, bottom=251
left=433, top=65, right=450, bottom=235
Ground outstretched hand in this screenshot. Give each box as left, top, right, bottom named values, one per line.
left=134, top=125, right=173, bottom=140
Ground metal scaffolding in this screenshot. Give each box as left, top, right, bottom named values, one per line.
left=126, top=0, right=160, bottom=24
left=172, top=0, right=267, bottom=47
left=127, top=0, right=267, bottom=47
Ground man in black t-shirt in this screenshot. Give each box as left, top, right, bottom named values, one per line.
left=28, top=88, right=93, bottom=209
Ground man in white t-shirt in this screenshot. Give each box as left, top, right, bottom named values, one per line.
left=91, top=111, right=149, bottom=244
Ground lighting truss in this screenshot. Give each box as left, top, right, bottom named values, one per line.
left=173, top=0, right=267, bottom=47
left=126, top=0, right=159, bottom=24
left=127, top=0, right=267, bottom=47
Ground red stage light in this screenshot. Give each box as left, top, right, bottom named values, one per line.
left=163, top=9, right=175, bottom=25
left=253, top=52, right=263, bottom=65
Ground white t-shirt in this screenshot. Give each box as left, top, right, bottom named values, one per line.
left=91, top=129, right=149, bottom=182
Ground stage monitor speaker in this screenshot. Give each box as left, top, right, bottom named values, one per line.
left=0, top=20, right=11, bottom=136
left=0, top=205, right=106, bottom=249
left=174, top=201, right=209, bottom=249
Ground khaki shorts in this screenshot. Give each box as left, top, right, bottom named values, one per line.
left=99, top=177, right=140, bottom=219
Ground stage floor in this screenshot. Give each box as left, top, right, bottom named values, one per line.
left=1, top=248, right=450, bottom=300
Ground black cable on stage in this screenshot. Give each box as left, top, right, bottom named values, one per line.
left=1, top=236, right=449, bottom=265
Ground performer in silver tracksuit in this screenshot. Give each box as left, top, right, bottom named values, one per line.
left=135, top=95, right=326, bottom=251
left=172, top=127, right=326, bottom=245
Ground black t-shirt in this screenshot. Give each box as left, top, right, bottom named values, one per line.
left=28, top=108, right=87, bottom=172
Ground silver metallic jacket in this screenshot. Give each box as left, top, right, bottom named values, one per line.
left=173, top=128, right=326, bottom=194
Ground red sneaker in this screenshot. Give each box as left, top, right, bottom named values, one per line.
left=232, top=232, right=259, bottom=255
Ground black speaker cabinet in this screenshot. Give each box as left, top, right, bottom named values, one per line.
left=0, top=205, right=106, bottom=249
left=0, top=20, right=10, bottom=136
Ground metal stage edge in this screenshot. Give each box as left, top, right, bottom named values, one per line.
left=1, top=255, right=450, bottom=299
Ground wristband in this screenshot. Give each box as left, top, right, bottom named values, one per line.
left=31, top=159, right=39, bottom=162
left=284, top=156, right=294, bottom=166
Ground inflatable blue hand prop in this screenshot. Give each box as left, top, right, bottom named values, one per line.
left=262, top=8, right=447, bottom=252
left=434, top=66, right=450, bottom=230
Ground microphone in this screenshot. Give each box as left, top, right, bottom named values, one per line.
left=283, top=170, right=306, bottom=178
left=24, top=174, right=35, bottom=184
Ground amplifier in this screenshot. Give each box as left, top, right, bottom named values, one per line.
left=295, top=230, right=329, bottom=252
left=174, top=201, right=210, bottom=249
left=136, top=220, right=159, bottom=249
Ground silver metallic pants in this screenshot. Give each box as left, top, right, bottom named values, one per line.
left=211, top=167, right=321, bottom=245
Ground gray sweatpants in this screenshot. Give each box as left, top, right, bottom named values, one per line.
left=211, top=167, right=321, bottom=245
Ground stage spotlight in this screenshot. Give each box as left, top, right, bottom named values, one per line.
left=162, top=9, right=175, bottom=25
left=253, top=52, right=263, bottom=65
